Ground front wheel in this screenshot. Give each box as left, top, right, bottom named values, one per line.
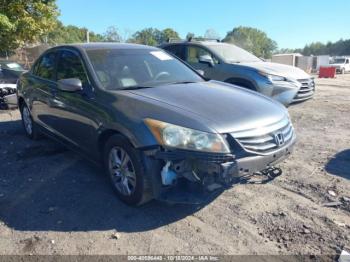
left=20, top=104, right=40, bottom=140
left=341, top=68, right=346, bottom=75
left=103, top=135, right=153, bottom=206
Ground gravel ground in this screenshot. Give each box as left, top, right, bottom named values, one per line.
left=0, top=74, right=349, bottom=258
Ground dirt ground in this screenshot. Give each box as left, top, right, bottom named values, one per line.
left=0, top=74, right=349, bottom=258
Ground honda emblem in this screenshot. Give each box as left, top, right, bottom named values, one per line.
left=274, top=132, right=285, bottom=146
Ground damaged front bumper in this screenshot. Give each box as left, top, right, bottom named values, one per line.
left=148, top=136, right=295, bottom=204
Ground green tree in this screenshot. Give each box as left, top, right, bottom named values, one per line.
left=279, top=38, right=350, bottom=56
left=223, top=26, right=277, bottom=58
left=204, top=29, right=220, bottom=40
left=128, top=28, right=161, bottom=46
left=159, top=28, right=180, bottom=43
left=128, top=28, right=180, bottom=46
left=186, top=32, right=195, bottom=40
left=0, top=0, right=59, bottom=53
left=103, top=26, right=122, bottom=42
left=276, top=48, right=298, bottom=54
left=45, top=21, right=104, bottom=44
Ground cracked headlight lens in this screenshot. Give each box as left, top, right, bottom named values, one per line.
left=144, top=119, right=230, bottom=153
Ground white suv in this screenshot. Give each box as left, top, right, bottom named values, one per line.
left=330, top=57, right=350, bottom=74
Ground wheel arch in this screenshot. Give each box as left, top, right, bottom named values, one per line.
left=98, top=129, right=124, bottom=155
left=97, top=128, right=143, bottom=154
left=224, top=77, right=257, bottom=91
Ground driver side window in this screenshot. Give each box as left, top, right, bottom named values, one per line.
left=56, top=50, right=89, bottom=86
left=185, top=46, right=218, bottom=65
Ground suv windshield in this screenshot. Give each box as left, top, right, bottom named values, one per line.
left=86, top=49, right=203, bottom=90
left=208, top=44, right=261, bottom=63
left=330, top=58, right=346, bottom=64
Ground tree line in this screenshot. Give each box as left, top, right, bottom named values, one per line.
left=279, top=39, right=350, bottom=57
left=1, top=0, right=348, bottom=60
left=0, top=0, right=278, bottom=58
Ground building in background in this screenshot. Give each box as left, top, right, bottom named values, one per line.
left=272, top=53, right=330, bottom=73
left=272, top=53, right=302, bottom=67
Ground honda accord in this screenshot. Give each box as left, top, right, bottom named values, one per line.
left=17, top=43, right=296, bottom=205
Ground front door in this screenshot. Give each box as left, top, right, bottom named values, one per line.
left=48, top=49, right=98, bottom=154
left=184, top=45, right=220, bottom=80
left=30, top=51, right=58, bottom=131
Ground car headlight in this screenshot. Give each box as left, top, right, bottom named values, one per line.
left=144, top=119, right=230, bottom=153
left=259, top=71, right=287, bottom=82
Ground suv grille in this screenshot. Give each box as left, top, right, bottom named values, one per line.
left=293, top=78, right=315, bottom=102
left=231, top=117, right=294, bottom=155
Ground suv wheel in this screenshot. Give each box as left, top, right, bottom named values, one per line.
left=103, top=135, right=153, bottom=206
left=21, top=104, right=40, bottom=140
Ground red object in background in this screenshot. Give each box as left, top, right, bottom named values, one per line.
left=319, top=66, right=336, bottom=78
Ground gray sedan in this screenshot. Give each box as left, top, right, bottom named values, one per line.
left=17, top=43, right=295, bottom=205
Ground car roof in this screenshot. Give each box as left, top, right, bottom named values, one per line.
left=160, top=41, right=232, bottom=49
left=170, top=40, right=229, bottom=45
left=54, top=42, right=159, bottom=51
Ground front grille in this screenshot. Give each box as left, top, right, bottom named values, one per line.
left=231, top=117, right=294, bottom=155
left=293, top=78, right=315, bottom=102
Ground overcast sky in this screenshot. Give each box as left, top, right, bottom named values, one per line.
left=57, top=0, right=350, bottom=49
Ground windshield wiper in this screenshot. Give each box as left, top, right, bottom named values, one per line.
left=164, top=81, right=196, bottom=85
left=120, top=85, right=154, bottom=90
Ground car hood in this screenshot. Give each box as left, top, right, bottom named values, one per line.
left=239, top=61, right=311, bottom=80
left=128, top=81, right=288, bottom=134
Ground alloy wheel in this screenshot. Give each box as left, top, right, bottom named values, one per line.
left=108, top=146, right=137, bottom=196
left=22, top=107, right=33, bottom=135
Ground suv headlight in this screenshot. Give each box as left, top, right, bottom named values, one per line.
left=144, top=119, right=230, bottom=153
left=259, top=71, right=287, bottom=82
left=259, top=71, right=301, bottom=88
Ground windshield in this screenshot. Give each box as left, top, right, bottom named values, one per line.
left=330, top=58, right=346, bottom=64
left=86, top=49, right=203, bottom=90
left=1, top=62, right=24, bottom=71
left=208, top=44, right=261, bottom=63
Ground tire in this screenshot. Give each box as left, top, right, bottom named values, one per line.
left=341, top=68, right=345, bottom=75
left=20, top=103, right=40, bottom=140
left=103, top=134, right=153, bottom=206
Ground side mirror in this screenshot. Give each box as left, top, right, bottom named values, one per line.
left=196, top=69, right=205, bottom=76
left=199, top=55, right=215, bottom=67
left=57, top=78, right=83, bottom=92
